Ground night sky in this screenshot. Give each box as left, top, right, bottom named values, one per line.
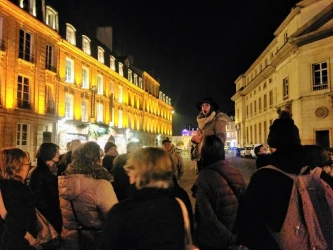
left=50, top=0, right=299, bottom=135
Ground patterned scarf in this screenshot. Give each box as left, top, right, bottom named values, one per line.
left=197, top=111, right=216, bottom=130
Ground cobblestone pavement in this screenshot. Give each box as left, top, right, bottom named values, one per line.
left=179, top=152, right=257, bottom=211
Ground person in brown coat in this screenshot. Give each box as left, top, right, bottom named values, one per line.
left=191, top=97, right=230, bottom=172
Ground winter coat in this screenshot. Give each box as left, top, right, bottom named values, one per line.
left=192, top=112, right=229, bottom=160
left=0, top=179, right=37, bottom=250
left=27, top=163, right=62, bottom=234
left=58, top=174, right=118, bottom=250
left=103, top=188, right=185, bottom=250
left=195, top=160, right=246, bottom=249
left=167, top=145, right=184, bottom=180
left=102, top=155, right=117, bottom=173
left=111, top=153, right=131, bottom=201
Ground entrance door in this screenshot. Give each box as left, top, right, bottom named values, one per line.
left=315, top=130, right=330, bottom=148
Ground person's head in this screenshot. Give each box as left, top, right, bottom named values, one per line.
left=66, top=141, right=112, bottom=181
left=66, top=141, right=71, bottom=151
left=36, top=143, right=60, bottom=167
left=254, top=144, right=266, bottom=156
left=162, top=138, right=172, bottom=151
left=126, top=141, right=140, bottom=153
left=196, top=97, right=219, bottom=116
left=267, top=110, right=301, bottom=152
left=0, top=148, right=31, bottom=182
left=104, top=142, right=118, bottom=156
left=201, top=135, right=225, bottom=166
left=303, top=145, right=331, bottom=169
left=124, top=147, right=173, bottom=189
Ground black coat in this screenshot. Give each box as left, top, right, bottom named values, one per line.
left=0, top=180, right=37, bottom=250
left=103, top=188, right=185, bottom=250
left=27, top=163, right=62, bottom=234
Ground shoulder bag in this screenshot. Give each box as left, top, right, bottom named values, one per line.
left=70, top=200, right=103, bottom=250
left=0, top=189, right=60, bottom=249
left=175, top=197, right=199, bottom=250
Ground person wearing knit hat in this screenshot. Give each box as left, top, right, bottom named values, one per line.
left=191, top=97, right=230, bottom=172
left=235, top=110, right=309, bottom=249
left=102, top=142, right=118, bottom=173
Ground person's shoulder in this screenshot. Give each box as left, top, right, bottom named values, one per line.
left=215, top=112, right=230, bottom=122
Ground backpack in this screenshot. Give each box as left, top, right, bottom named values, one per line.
left=262, top=165, right=333, bottom=250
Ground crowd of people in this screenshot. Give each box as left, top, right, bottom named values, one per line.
left=0, top=97, right=332, bottom=250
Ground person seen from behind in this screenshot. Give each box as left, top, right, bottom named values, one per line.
left=191, top=97, right=230, bottom=172
left=27, top=142, right=62, bottom=234
left=194, top=135, right=246, bottom=250
left=111, top=141, right=140, bottom=201
left=102, top=142, right=118, bottom=173
left=0, top=148, right=37, bottom=249
left=162, top=138, right=184, bottom=181
left=57, top=140, right=81, bottom=176
left=235, top=109, right=308, bottom=249
left=58, top=141, right=118, bottom=250
left=103, top=147, right=187, bottom=249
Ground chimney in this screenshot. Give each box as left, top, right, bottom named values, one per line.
left=96, top=26, right=113, bottom=52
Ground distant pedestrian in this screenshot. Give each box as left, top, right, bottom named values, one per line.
left=102, top=142, right=118, bottom=173
left=254, top=144, right=270, bottom=169
left=57, top=139, right=81, bottom=176
left=191, top=97, right=230, bottom=172
left=194, top=135, right=246, bottom=249
left=162, top=138, right=184, bottom=181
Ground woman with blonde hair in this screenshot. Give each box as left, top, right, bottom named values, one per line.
left=0, top=148, right=36, bottom=249
left=103, top=147, right=186, bottom=249
left=58, top=141, right=118, bottom=250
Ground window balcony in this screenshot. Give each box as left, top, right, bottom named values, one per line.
left=45, top=64, right=57, bottom=73
left=17, top=100, right=32, bottom=110
left=18, top=51, right=34, bottom=63
left=45, top=105, right=55, bottom=114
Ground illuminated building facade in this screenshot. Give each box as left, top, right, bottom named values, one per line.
left=0, top=0, right=173, bottom=157
left=232, top=0, right=333, bottom=149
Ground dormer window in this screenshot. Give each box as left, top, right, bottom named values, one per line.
left=128, top=69, right=133, bottom=82
left=66, top=24, right=76, bottom=45
left=110, top=56, right=116, bottom=71
left=20, top=0, right=36, bottom=16
left=45, top=6, right=58, bottom=31
left=82, top=35, right=91, bottom=55
left=134, top=74, right=138, bottom=86
left=118, top=62, right=123, bottom=76
left=97, top=46, right=104, bottom=63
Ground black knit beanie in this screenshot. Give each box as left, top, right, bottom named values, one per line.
left=267, top=111, right=301, bottom=148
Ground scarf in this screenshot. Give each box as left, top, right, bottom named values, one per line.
left=197, top=111, right=216, bottom=130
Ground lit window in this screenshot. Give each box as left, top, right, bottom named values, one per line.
left=17, top=123, right=30, bottom=148
left=269, top=90, right=273, bottom=107
left=312, top=62, right=328, bottom=91
left=283, top=77, right=289, bottom=100
left=17, top=75, right=30, bottom=109
left=45, top=44, right=55, bottom=72
left=82, top=35, right=91, bottom=55
left=45, top=85, right=55, bottom=114
left=97, top=74, right=103, bottom=95
left=134, top=74, right=138, bottom=86
left=66, top=23, right=76, bottom=45
left=97, top=103, right=103, bottom=122
left=118, top=85, right=123, bottom=103
left=118, top=109, right=123, bottom=128
left=19, top=29, right=32, bottom=63
left=110, top=56, right=116, bottom=70
left=65, top=58, right=74, bottom=83
left=65, top=94, right=73, bottom=119
left=118, top=62, right=123, bottom=76
left=138, top=77, right=143, bottom=88
left=45, top=6, right=58, bottom=31
left=81, top=100, right=89, bottom=122
left=97, top=46, right=104, bottom=63
left=82, top=67, right=89, bottom=89
left=20, top=0, right=36, bottom=16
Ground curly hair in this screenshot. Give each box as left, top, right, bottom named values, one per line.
left=65, top=141, right=113, bottom=181
left=0, top=148, right=29, bottom=181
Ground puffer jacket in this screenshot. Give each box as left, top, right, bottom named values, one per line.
left=195, top=160, right=246, bottom=249
left=58, top=174, right=118, bottom=250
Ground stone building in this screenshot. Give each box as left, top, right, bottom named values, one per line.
left=232, top=0, right=333, bottom=148
left=0, top=0, right=173, bottom=157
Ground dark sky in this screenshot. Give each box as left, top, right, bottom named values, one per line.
left=52, top=0, right=299, bottom=135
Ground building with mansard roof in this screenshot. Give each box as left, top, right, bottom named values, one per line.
left=232, top=0, right=333, bottom=149
left=0, top=0, right=173, bottom=157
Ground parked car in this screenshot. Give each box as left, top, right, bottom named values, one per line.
left=240, top=147, right=252, bottom=158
